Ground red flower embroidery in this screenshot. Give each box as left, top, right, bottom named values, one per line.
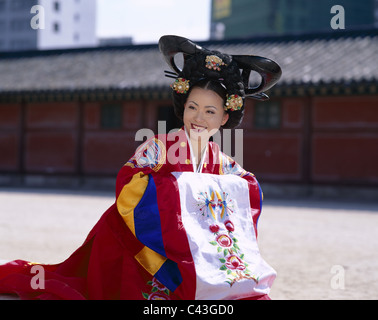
left=209, top=224, right=220, bottom=234
left=201, top=190, right=258, bottom=286
left=216, top=234, right=233, bottom=248
left=151, top=278, right=168, bottom=291
left=226, top=255, right=246, bottom=271
left=148, top=292, right=170, bottom=300
left=143, top=277, right=170, bottom=300
left=224, top=220, right=234, bottom=232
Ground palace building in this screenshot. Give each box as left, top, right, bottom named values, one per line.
left=0, top=29, right=377, bottom=196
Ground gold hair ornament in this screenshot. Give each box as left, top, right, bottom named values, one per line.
left=171, top=78, right=190, bottom=94
left=224, top=94, right=243, bottom=111
left=205, top=55, right=226, bottom=71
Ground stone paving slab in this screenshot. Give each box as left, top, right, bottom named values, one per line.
left=1, top=188, right=377, bottom=300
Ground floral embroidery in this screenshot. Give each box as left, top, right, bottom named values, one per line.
left=209, top=221, right=259, bottom=286
left=142, top=277, right=171, bottom=300
left=219, top=153, right=255, bottom=178
left=197, top=189, right=259, bottom=287
left=126, top=138, right=166, bottom=172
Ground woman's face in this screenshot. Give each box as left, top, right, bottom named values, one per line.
left=183, top=87, right=229, bottom=141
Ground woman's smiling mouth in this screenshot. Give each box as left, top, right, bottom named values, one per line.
left=191, top=123, right=207, bottom=132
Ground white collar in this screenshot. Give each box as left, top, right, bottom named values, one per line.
left=184, top=128, right=208, bottom=173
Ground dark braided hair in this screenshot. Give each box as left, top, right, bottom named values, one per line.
left=171, top=50, right=246, bottom=129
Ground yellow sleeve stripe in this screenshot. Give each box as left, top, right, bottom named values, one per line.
left=116, top=172, right=149, bottom=236
left=135, top=246, right=167, bottom=276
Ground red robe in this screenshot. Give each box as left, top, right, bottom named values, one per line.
left=0, top=128, right=274, bottom=300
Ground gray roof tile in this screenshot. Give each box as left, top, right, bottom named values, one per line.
left=0, top=30, right=377, bottom=94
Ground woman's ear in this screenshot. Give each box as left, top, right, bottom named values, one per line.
left=221, top=112, right=229, bottom=126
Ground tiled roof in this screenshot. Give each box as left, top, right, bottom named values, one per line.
left=0, top=29, right=377, bottom=101
left=217, top=34, right=378, bottom=86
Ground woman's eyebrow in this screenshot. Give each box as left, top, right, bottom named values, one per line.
left=188, top=100, right=199, bottom=106
left=188, top=101, right=217, bottom=110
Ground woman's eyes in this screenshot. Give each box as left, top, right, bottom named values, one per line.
left=188, top=105, right=215, bottom=114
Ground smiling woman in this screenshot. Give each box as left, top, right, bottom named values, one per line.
left=182, top=83, right=229, bottom=167
left=0, top=35, right=281, bottom=300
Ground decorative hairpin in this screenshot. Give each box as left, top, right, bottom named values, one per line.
left=171, top=78, right=190, bottom=94
left=205, top=55, right=226, bottom=71
left=224, top=94, right=243, bottom=111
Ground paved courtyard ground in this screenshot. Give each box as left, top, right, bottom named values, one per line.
left=0, top=187, right=377, bottom=300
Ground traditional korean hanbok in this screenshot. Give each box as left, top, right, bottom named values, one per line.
left=0, top=128, right=276, bottom=300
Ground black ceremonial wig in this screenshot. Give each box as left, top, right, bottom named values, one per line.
left=159, top=35, right=282, bottom=129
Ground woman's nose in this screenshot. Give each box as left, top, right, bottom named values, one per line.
left=194, top=110, right=205, bottom=122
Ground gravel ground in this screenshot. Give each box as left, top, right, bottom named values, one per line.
left=0, top=187, right=377, bottom=300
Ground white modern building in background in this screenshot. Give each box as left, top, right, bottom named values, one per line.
left=0, top=0, right=98, bottom=51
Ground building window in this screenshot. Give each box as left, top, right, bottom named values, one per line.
left=0, top=22, right=6, bottom=34
left=54, top=1, right=60, bottom=12
left=0, top=0, right=6, bottom=11
left=254, top=101, right=281, bottom=129
left=10, top=0, right=24, bottom=9
left=10, top=39, right=35, bottom=50
left=10, top=19, right=29, bottom=31
left=101, top=104, right=123, bottom=129
left=53, top=22, right=60, bottom=32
